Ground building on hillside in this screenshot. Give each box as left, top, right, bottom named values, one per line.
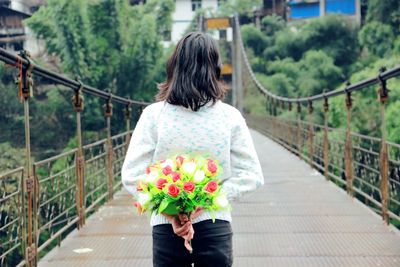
left=254, top=0, right=287, bottom=23
left=169, top=0, right=230, bottom=43
left=0, top=0, right=45, bottom=55
left=287, top=0, right=361, bottom=24
left=129, top=0, right=227, bottom=43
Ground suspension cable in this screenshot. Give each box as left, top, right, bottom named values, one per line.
left=233, top=15, right=400, bottom=104
left=0, top=48, right=151, bottom=106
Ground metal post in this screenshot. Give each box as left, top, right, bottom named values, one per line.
left=323, top=97, right=330, bottom=180
left=104, top=97, right=113, bottom=200
left=232, top=13, right=243, bottom=112
left=255, top=9, right=261, bottom=29
left=308, top=101, right=314, bottom=167
left=273, top=99, right=277, bottom=117
left=267, top=97, right=272, bottom=115
left=125, top=103, right=132, bottom=153
left=344, top=88, right=354, bottom=196
left=355, top=0, right=361, bottom=25
left=378, top=68, right=389, bottom=224
left=297, top=103, right=302, bottom=159
left=288, top=102, right=294, bottom=148
left=198, top=14, right=204, bottom=32
left=231, top=16, right=237, bottom=108
left=72, top=84, right=85, bottom=228
left=18, top=51, right=37, bottom=267
left=320, top=0, right=326, bottom=17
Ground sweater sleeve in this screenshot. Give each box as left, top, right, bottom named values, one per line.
left=121, top=106, right=157, bottom=199
left=222, top=112, right=264, bottom=201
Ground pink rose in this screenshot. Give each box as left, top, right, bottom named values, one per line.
left=156, top=178, right=167, bottom=189
left=176, top=155, right=185, bottom=168
left=204, top=180, right=218, bottom=193
left=167, top=184, right=180, bottom=198
left=171, top=172, right=181, bottom=182
left=207, top=160, right=218, bottom=174
left=162, top=166, right=172, bottom=175
left=134, top=202, right=142, bottom=214
left=183, top=182, right=195, bottom=193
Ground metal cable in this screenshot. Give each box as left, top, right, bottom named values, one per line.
left=0, top=48, right=151, bottom=106
left=233, top=15, right=400, bottom=104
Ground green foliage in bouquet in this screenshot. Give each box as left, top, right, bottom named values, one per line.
left=133, top=155, right=230, bottom=221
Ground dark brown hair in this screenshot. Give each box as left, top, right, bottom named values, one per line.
left=156, top=32, right=228, bottom=111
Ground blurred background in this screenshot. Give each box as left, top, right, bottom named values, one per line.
left=1, top=1, right=400, bottom=266
left=1, top=0, right=399, bottom=171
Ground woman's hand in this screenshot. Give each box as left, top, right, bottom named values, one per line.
left=175, top=207, right=204, bottom=224
left=161, top=211, right=201, bottom=253
left=162, top=213, right=192, bottom=237
left=190, top=206, right=203, bottom=221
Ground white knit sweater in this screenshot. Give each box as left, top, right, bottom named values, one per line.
left=121, top=100, right=264, bottom=226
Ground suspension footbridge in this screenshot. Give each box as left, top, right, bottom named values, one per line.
left=1, top=15, right=400, bottom=267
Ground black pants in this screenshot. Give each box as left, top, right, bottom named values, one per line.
left=152, top=219, right=233, bottom=267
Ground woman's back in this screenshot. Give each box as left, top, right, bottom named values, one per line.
left=122, top=99, right=263, bottom=225
left=121, top=31, right=263, bottom=267
left=152, top=100, right=236, bottom=178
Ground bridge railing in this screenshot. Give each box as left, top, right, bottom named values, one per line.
left=0, top=48, right=148, bottom=267
left=233, top=15, right=400, bottom=227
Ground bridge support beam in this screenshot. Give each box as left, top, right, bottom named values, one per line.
left=344, top=90, right=354, bottom=196
left=232, top=13, right=243, bottom=113
left=378, top=69, right=389, bottom=224
left=308, top=102, right=314, bottom=168
left=323, top=97, right=330, bottom=180
left=104, top=97, right=114, bottom=200
left=17, top=51, right=38, bottom=267
left=72, top=84, right=85, bottom=228
left=296, top=103, right=302, bottom=159
left=125, top=103, right=132, bottom=153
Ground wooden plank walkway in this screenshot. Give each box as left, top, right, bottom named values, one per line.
left=39, top=129, right=400, bottom=267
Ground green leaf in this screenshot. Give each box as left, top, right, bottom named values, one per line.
left=163, top=202, right=179, bottom=215
left=150, top=187, right=160, bottom=195
left=210, top=211, right=216, bottom=223
left=158, top=198, right=170, bottom=213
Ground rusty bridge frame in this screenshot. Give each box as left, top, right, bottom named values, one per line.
left=228, top=14, right=400, bottom=229
left=0, top=48, right=149, bottom=267
left=1, top=14, right=400, bottom=267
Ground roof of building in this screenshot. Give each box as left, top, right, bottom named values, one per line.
left=18, top=0, right=46, bottom=7
left=0, top=6, right=31, bottom=17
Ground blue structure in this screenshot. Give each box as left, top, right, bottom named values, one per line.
left=326, top=0, right=356, bottom=15
left=288, top=0, right=356, bottom=20
left=289, top=0, right=320, bottom=19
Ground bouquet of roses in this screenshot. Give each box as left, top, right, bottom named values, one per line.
left=133, top=154, right=230, bottom=251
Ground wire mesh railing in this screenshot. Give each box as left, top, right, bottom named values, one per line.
left=0, top=47, right=147, bottom=267
left=233, top=14, right=400, bottom=227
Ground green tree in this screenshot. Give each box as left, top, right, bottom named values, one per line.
left=117, top=13, right=162, bottom=100
left=358, top=22, right=394, bottom=57
left=272, top=28, right=305, bottom=61
left=26, top=0, right=174, bottom=99
left=297, top=51, right=343, bottom=96
left=261, top=14, right=285, bottom=36
left=3, top=0, right=176, bottom=161
left=241, top=24, right=270, bottom=56
left=366, top=0, right=400, bottom=34
left=301, top=15, right=359, bottom=67
left=218, top=0, right=262, bottom=16
left=26, top=0, right=95, bottom=83
left=87, top=0, right=123, bottom=90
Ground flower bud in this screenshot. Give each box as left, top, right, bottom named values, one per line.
left=215, top=195, right=228, bottom=208
left=194, top=170, right=205, bottom=183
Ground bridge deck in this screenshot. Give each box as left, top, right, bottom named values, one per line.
left=39, top=130, right=400, bottom=267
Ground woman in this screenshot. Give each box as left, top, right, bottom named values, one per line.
left=121, top=32, right=264, bottom=267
